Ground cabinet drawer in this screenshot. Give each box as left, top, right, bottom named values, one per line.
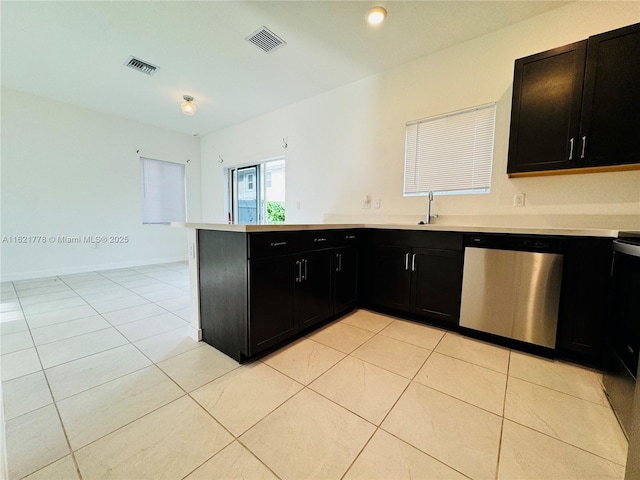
left=248, top=230, right=339, bottom=258
left=368, top=229, right=463, bottom=251
left=334, top=229, right=361, bottom=246
left=248, top=232, right=301, bottom=258
left=297, top=230, right=336, bottom=251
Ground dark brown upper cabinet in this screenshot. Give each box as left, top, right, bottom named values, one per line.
left=507, top=22, right=640, bottom=175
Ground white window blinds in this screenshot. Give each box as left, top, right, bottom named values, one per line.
left=140, top=157, right=186, bottom=224
left=404, top=103, right=496, bottom=196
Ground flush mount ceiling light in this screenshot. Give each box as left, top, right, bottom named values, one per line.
left=181, top=95, right=196, bottom=116
left=367, top=6, right=387, bottom=25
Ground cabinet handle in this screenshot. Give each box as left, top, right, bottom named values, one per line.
left=411, top=254, right=416, bottom=272
left=303, top=259, right=308, bottom=281
left=270, top=241, right=287, bottom=247
left=336, top=253, right=342, bottom=272
left=580, top=136, right=587, bottom=159
left=405, top=253, right=410, bottom=271
left=295, top=260, right=302, bottom=282
left=314, top=237, right=327, bottom=243
left=569, top=137, right=574, bottom=161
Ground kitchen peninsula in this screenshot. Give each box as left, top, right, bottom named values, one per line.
left=177, top=222, right=620, bottom=367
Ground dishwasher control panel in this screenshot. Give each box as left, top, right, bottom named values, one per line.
left=465, top=234, right=563, bottom=254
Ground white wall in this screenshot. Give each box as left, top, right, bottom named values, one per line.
left=1, top=88, right=202, bottom=281
left=201, top=2, right=640, bottom=229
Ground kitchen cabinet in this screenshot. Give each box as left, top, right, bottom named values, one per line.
left=198, top=228, right=358, bottom=362
left=412, top=248, right=463, bottom=324
left=249, top=248, right=333, bottom=352
left=556, top=237, right=613, bottom=366
left=196, top=225, right=614, bottom=368
left=334, top=244, right=359, bottom=314
left=507, top=22, right=640, bottom=175
left=365, top=230, right=464, bottom=327
left=248, top=254, right=297, bottom=354
left=507, top=41, right=586, bottom=173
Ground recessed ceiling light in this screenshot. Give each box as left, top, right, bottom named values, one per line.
left=367, top=6, right=387, bottom=25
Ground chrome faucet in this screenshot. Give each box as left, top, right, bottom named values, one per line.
left=425, top=191, right=438, bottom=224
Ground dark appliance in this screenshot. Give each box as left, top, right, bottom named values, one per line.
left=604, top=233, right=640, bottom=438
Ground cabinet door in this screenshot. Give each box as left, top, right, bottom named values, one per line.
left=370, top=245, right=411, bottom=311
left=557, top=238, right=613, bottom=366
left=248, top=255, right=297, bottom=355
left=580, top=23, right=640, bottom=167
left=507, top=41, right=586, bottom=174
left=411, top=248, right=463, bottom=325
left=297, top=249, right=334, bottom=330
left=334, top=246, right=358, bottom=314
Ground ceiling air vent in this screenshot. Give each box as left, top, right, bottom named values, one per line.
left=245, top=26, right=286, bottom=53
left=124, top=56, right=160, bottom=76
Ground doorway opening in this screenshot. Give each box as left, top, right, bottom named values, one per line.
left=229, top=158, right=285, bottom=224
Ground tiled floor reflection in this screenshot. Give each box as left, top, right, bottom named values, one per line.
left=1, top=263, right=629, bottom=479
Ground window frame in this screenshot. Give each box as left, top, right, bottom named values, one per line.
left=403, top=102, right=496, bottom=197
left=140, top=157, right=187, bottom=225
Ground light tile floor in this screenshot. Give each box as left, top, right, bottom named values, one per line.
left=0, top=262, right=629, bottom=479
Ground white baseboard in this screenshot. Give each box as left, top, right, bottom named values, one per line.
left=1, top=256, right=188, bottom=282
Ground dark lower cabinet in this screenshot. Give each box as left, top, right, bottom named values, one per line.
left=296, top=249, right=334, bottom=330
left=249, top=248, right=334, bottom=354
left=334, top=246, right=358, bottom=314
left=370, top=245, right=412, bottom=311
left=367, top=239, right=463, bottom=326
left=411, top=248, right=463, bottom=325
left=556, top=237, right=613, bottom=366
left=248, top=255, right=297, bottom=354
left=199, top=229, right=359, bottom=362
left=200, top=227, right=611, bottom=368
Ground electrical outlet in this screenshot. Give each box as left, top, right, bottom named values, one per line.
left=362, top=201, right=371, bottom=209
left=374, top=198, right=381, bottom=209
left=514, top=193, right=525, bottom=207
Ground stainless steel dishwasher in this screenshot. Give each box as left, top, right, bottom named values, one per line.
left=459, top=234, right=564, bottom=349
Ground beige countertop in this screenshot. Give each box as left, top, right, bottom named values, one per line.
left=173, top=222, right=621, bottom=238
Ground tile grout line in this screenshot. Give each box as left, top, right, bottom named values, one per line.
left=493, top=348, right=512, bottom=480
left=10, top=278, right=85, bottom=480
left=5, top=267, right=627, bottom=478
left=18, top=264, right=192, bottom=479
left=340, top=325, right=472, bottom=480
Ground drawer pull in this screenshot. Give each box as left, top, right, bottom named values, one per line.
left=270, top=241, right=287, bottom=247
left=345, top=235, right=356, bottom=240
left=314, top=237, right=327, bottom=243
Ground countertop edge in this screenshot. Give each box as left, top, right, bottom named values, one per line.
left=171, top=222, right=620, bottom=238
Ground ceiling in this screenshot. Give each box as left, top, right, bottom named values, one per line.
left=1, top=1, right=570, bottom=136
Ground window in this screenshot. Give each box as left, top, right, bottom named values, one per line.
left=228, top=158, right=285, bottom=224
left=404, top=103, right=496, bottom=196
left=140, top=157, right=186, bottom=224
